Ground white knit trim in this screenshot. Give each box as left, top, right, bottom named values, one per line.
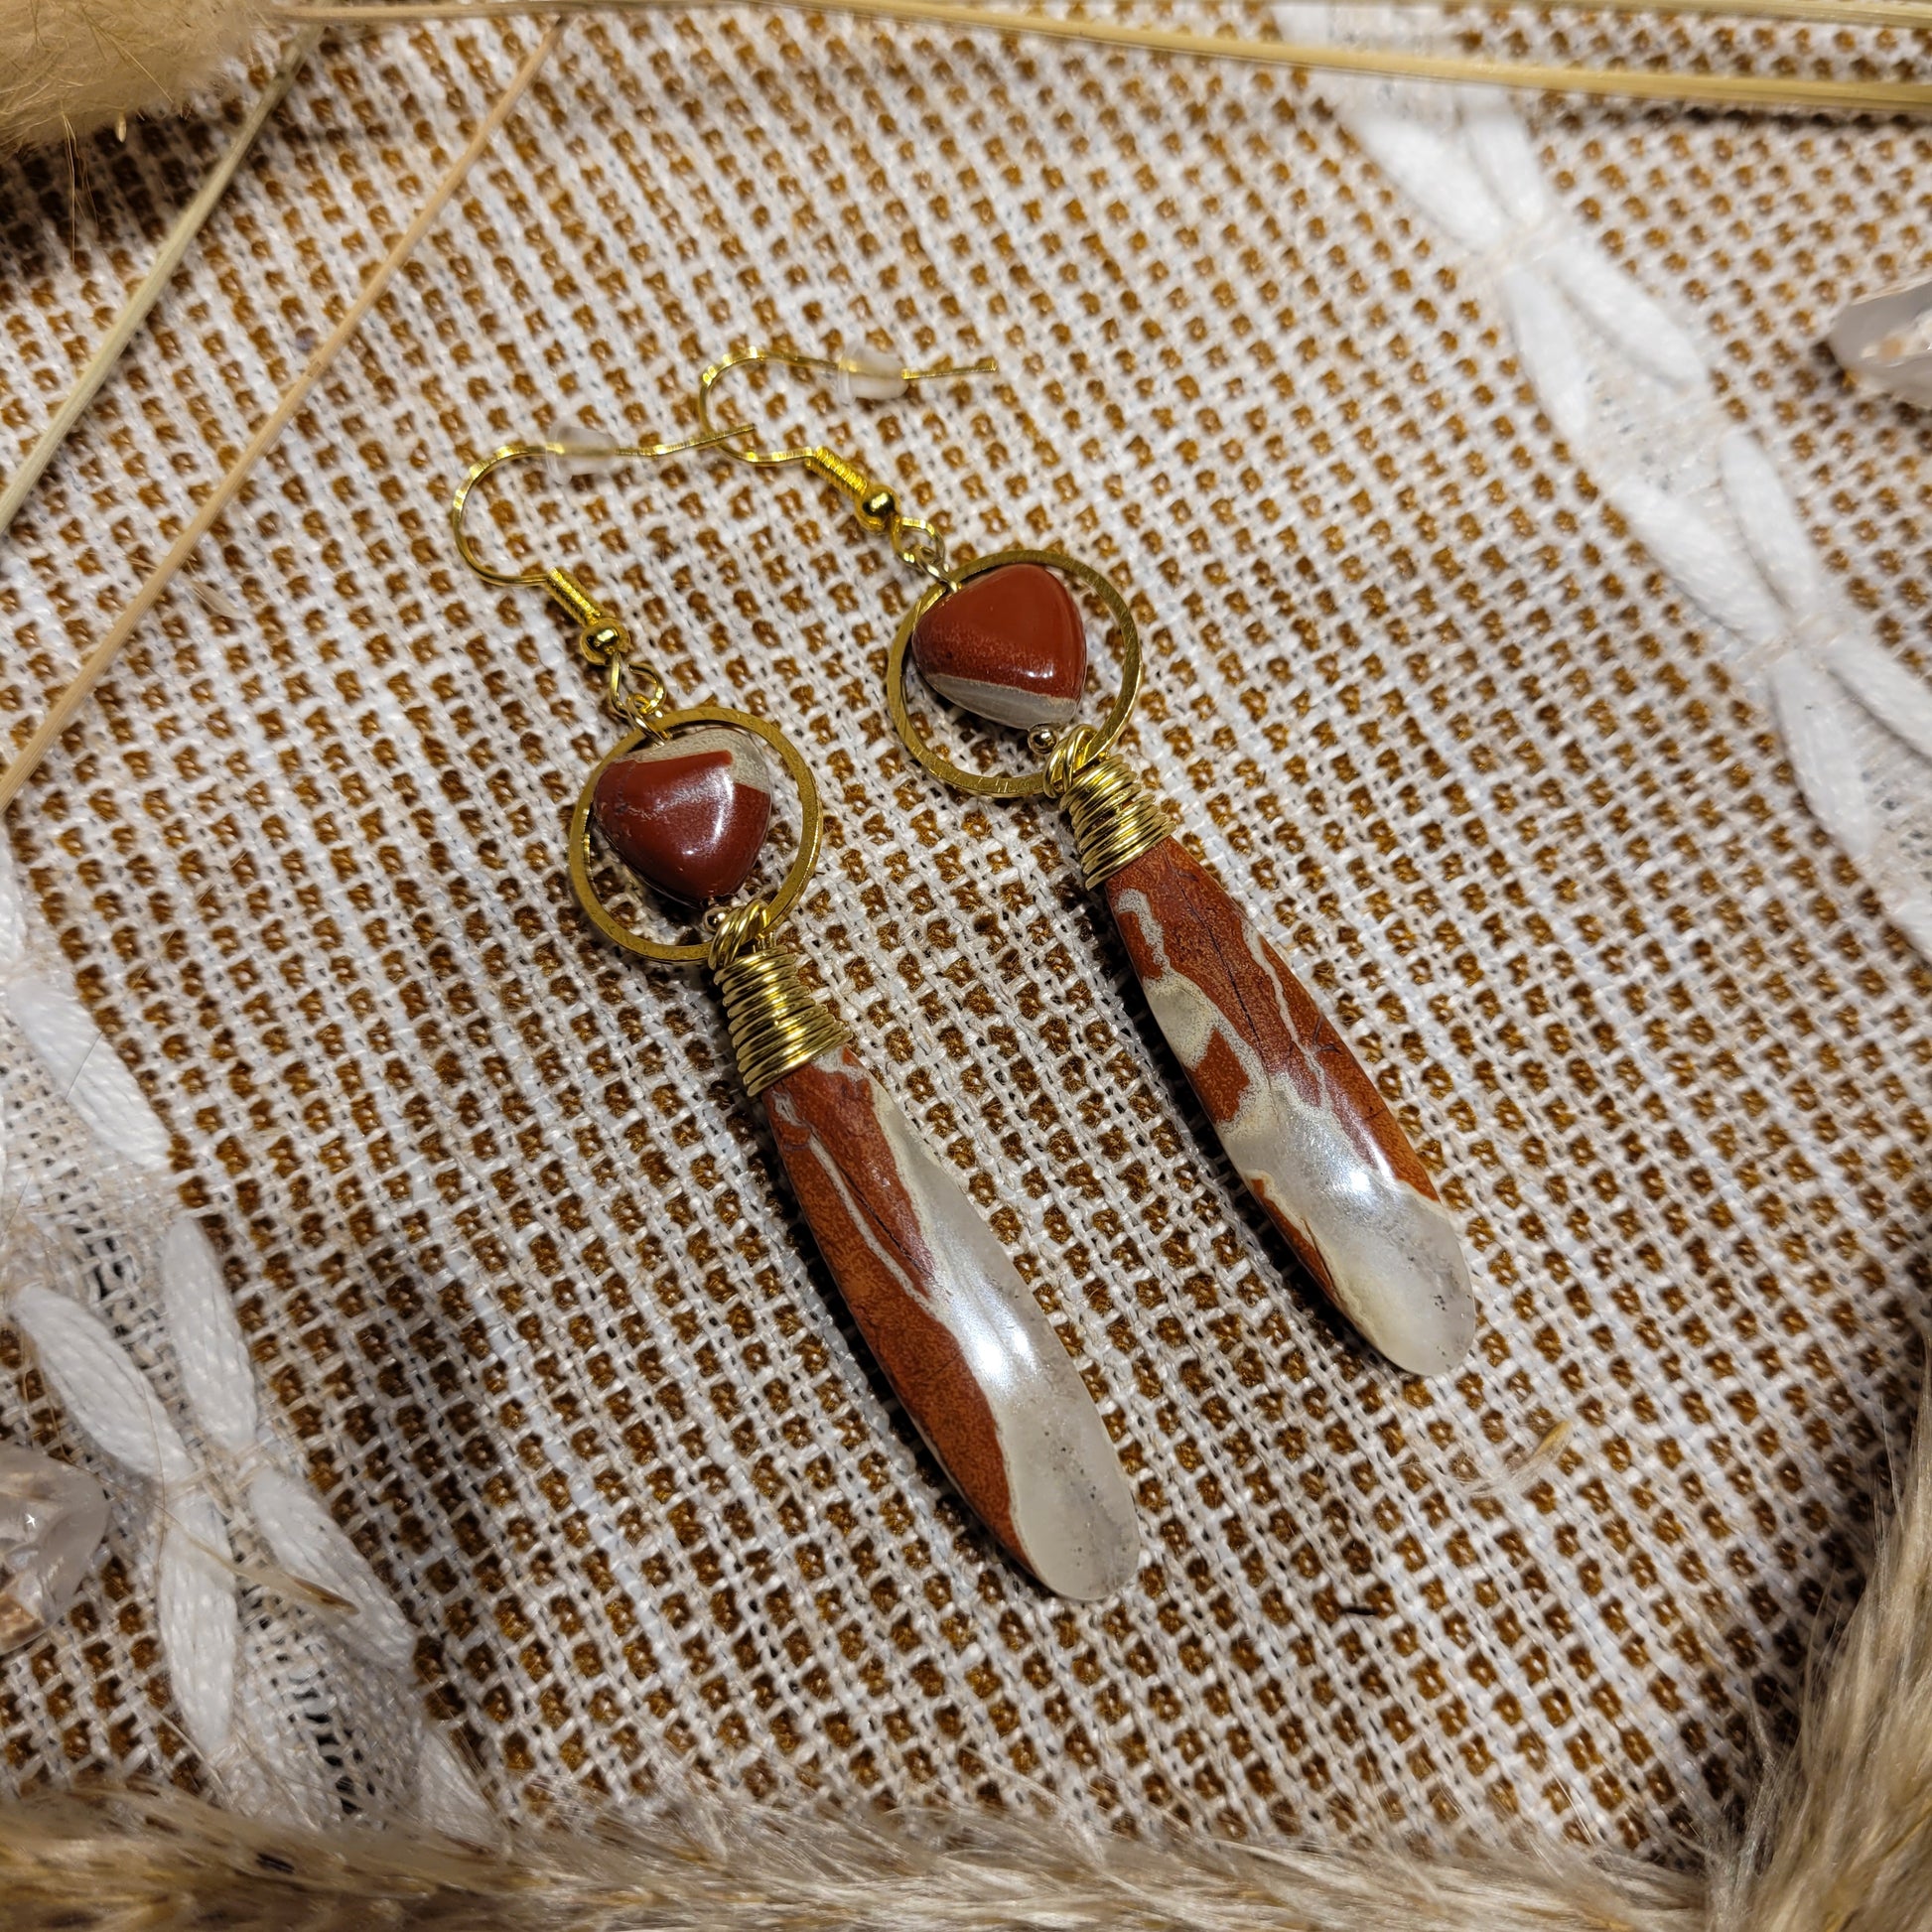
left=1306, top=17, right=1932, bottom=957
left=0, top=834, right=485, bottom=1825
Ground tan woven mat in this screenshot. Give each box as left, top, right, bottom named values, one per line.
left=0, top=7, right=1927, bottom=1853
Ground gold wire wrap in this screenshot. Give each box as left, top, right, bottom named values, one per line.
left=705, top=897, right=772, bottom=966
left=707, top=904, right=852, bottom=1099
left=1046, top=727, right=1175, bottom=889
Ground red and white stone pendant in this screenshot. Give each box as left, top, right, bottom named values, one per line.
left=763, top=1043, right=1141, bottom=1600
left=911, top=562, right=1087, bottom=729
left=591, top=727, right=774, bottom=904
left=1105, top=840, right=1476, bottom=1377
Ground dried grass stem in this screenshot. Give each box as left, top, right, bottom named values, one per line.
left=279, top=0, right=1932, bottom=115
left=0, top=20, right=564, bottom=815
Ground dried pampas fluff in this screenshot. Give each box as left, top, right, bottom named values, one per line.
left=0, top=0, right=263, bottom=150
left=0, top=1391, right=1927, bottom=1932
left=0, top=1790, right=1707, bottom=1932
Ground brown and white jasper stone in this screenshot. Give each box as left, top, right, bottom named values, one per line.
left=1105, top=839, right=1476, bottom=1378
left=910, top=563, right=1087, bottom=729
left=763, top=1043, right=1140, bottom=1599
left=591, top=727, right=774, bottom=903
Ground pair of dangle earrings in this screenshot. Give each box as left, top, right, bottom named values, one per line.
left=452, top=347, right=1477, bottom=1601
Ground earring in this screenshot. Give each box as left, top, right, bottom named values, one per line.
left=697, top=348, right=1477, bottom=1379
left=451, top=434, right=1139, bottom=1601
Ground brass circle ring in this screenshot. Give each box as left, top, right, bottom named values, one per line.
left=568, top=705, right=822, bottom=964
left=887, top=547, right=1141, bottom=800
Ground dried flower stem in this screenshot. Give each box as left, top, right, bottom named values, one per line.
left=0, top=20, right=565, bottom=816
left=0, top=30, right=324, bottom=545
left=279, top=0, right=1932, bottom=115
left=289, top=0, right=1932, bottom=32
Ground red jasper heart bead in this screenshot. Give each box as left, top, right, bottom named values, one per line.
left=591, top=727, right=774, bottom=904
left=911, top=563, right=1087, bottom=729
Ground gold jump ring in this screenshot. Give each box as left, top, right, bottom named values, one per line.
left=886, top=548, right=1142, bottom=800
left=568, top=706, right=823, bottom=964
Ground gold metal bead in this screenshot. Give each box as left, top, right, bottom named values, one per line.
left=582, top=621, right=630, bottom=665
left=857, top=484, right=898, bottom=531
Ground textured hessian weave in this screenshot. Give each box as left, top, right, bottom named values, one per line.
left=0, top=8, right=1927, bottom=1856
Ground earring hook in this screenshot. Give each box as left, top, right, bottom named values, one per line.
left=695, top=345, right=998, bottom=468
left=451, top=423, right=759, bottom=587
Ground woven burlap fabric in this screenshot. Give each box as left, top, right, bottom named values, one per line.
left=1, top=8, right=1927, bottom=1854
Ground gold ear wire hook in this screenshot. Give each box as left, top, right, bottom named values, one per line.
left=450, top=423, right=759, bottom=590
left=453, top=422, right=759, bottom=728
left=696, top=345, right=996, bottom=586
left=695, top=345, right=998, bottom=470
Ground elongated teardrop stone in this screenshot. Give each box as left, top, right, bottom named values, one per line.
left=762, top=1043, right=1140, bottom=1599
left=1104, top=839, right=1476, bottom=1377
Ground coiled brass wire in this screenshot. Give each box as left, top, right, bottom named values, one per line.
left=1046, top=727, right=1174, bottom=890
left=707, top=900, right=851, bottom=1098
